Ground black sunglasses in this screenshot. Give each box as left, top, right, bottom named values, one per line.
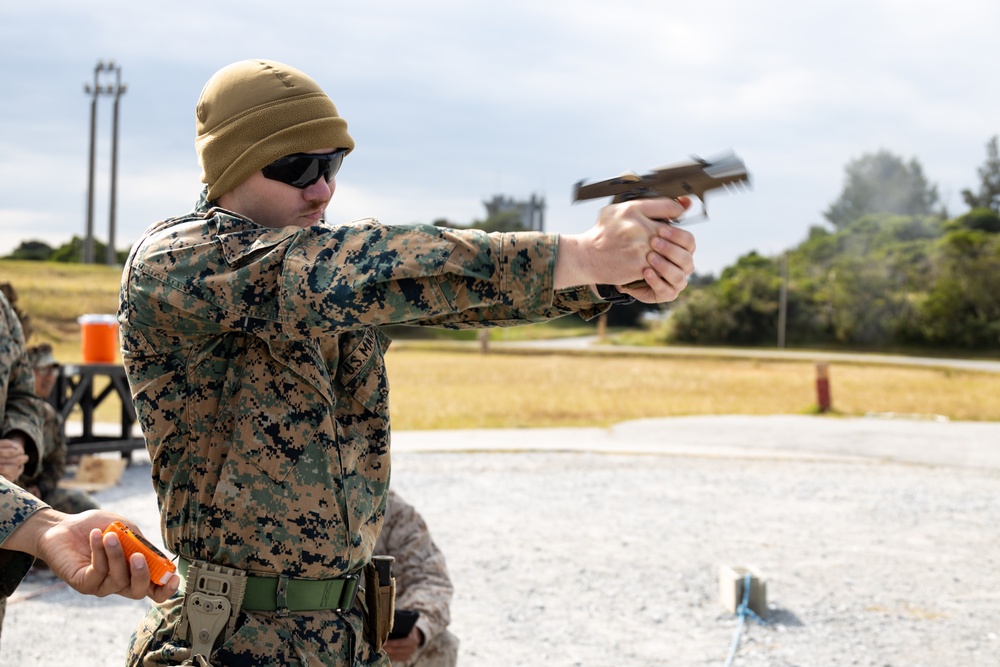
left=261, top=149, right=348, bottom=189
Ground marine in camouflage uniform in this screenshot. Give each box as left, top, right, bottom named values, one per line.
left=119, top=60, right=695, bottom=667
left=0, top=290, right=45, bottom=648
left=0, top=292, right=44, bottom=484
left=375, top=491, right=458, bottom=667
left=17, top=345, right=100, bottom=516
left=0, top=479, right=46, bottom=649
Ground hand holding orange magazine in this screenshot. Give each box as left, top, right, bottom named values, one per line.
left=103, top=521, right=177, bottom=585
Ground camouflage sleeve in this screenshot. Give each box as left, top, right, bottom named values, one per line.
left=280, top=223, right=570, bottom=333
left=407, top=285, right=610, bottom=329
left=0, top=292, right=44, bottom=477
left=127, top=213, right=599, bottom=339
left=374, top=491, right=453, bottom=644
left=0, top=478, right=47, bottom=596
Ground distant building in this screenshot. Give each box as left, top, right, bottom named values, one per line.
left=483, top=194, right=546, bottom=232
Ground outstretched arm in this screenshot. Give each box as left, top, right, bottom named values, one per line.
left=3, top=502, right=179, bottom=603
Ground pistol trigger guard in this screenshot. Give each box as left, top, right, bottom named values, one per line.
left=595, top=284, right=636, bottom=305
left=673, top=212, right=710, bottom=226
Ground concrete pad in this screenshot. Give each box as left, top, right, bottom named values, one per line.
left=392, top=414, right=1000, bottom=470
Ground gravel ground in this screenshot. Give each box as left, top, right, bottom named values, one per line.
left=4, top=416, right=1000, bottom=666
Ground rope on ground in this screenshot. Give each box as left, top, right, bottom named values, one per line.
left=723, top=572, right=766, bottom=667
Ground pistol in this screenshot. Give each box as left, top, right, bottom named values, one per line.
left=572, top=151, right=751, bottom=220
left=573, top=152, right=750, bottom=301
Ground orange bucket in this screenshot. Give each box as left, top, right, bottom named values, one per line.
left=78, top=314, right=119, bottom=363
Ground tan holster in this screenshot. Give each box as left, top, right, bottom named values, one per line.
left=363, top=555, right=396, bottom=652
left=176, top=560, right=248, bottom=665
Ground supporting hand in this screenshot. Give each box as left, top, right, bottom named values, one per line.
left=0, top=438, right=29, bottom=481
left=555, top=197, right=696, bottom=303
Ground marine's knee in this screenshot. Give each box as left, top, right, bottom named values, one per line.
left=409, top=629, right=459, bottom=667
left=45, top=487, right=100, bottom=514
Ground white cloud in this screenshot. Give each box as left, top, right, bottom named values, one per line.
left=0, top=209, right=68, bottom=254
left=0, top=1, right=998, bottom=273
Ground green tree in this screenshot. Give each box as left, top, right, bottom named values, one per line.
left=792, top=214, right=941, bottom=345
left=918, top=229, right=1000, bottom=347
left=950, top=207, right=1000, bottom=234
left=961, top=136, right=1000, bottom=213
left=812, top=256, right=909, bottom=345
left=668, top=253, right=786, bottom=345
left=5, top=240, right=54, bottom=261
left=670, top=213, right=946, bottom=348
left=824, top=150, right=940, bottom=229
left=48, top=236, right=129, bottom=264
left=49, top=236, right=87, bottom=262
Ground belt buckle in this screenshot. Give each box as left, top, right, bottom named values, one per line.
left=276, top=574, right=291, bottom=617
left=336, top=573, right=360, bottom=613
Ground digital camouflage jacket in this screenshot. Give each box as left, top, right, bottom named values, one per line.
left=18, top=401, right=66, bottom=498
left=0, top=288, right=45, bottom=597
left=0, top=478, right=47, bottom=597
left=0, top=290, right=43, bottom=482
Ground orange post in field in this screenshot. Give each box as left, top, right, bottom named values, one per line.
left=816, top=362, right=832, bottom=413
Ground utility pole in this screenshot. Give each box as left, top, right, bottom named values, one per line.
left=777, top=252, right=788, bottom=348
left=83, top=61, right=106, bottom=265
left=82, top=60, right=126, bottom=265
left=106, top=63, right=127, bottom=265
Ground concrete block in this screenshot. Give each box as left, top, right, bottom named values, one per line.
left=719, top=564, right=767, bottom=617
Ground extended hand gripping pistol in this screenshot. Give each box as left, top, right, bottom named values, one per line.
left=572, top=152, right=751, bottom=301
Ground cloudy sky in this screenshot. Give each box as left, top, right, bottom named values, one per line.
left=0, top=1, right=997, bottom=275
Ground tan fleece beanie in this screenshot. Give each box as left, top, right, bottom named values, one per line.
left=196, top=59, right=355, bottom=200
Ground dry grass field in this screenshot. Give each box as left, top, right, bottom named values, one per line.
left=384, top=346, right=1000, bottom=428
left=0, top=259, right=120, bottom=360
left=4, top=259, right=1000, bottom=429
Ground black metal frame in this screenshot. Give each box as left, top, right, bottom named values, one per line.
left=50, top=363, right=145, bottom=458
